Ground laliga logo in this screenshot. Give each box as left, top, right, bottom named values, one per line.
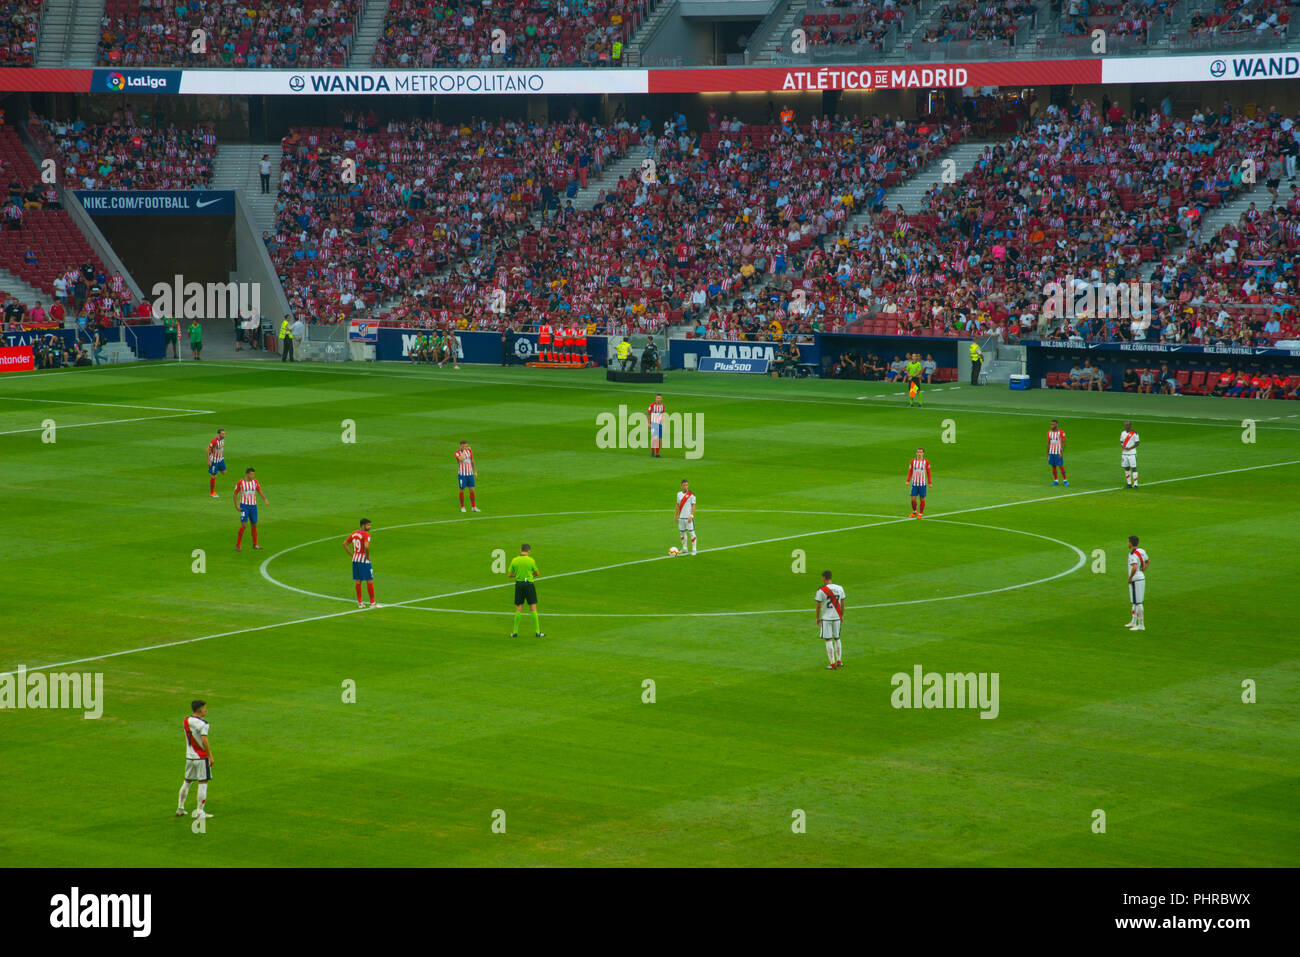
left=108, top=72, right=127, bottom=91
left=514, top=339, right=534, bottom=359
left=107, top=71, right=170, bottom=90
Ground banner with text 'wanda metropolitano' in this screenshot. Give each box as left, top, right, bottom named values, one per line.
left=0, top=52, right=1297, bottom=96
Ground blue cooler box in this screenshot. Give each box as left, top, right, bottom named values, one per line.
left=1009, top=374, right=1030, bottom=391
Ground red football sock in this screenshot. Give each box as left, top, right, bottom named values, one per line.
left=458, top=490, right=465, bottom=507
left=367, top=582, right=375, bottom=602
left=919, top=498, right=926, bottom=514
left=1051, top=466, right=1057, bottom=478
left=210, top=476, right=216, bottom=492
left=910, top=497, right=917, bottom=512
left=355, top=581, right=363, bottom=601
left=236, top=527, right=244, bottom=547
left=251, top=526, right=258, bottom=546
left=1060, top=466, right=1067, bottom=479
left=469, top=490, right=475, bottom=507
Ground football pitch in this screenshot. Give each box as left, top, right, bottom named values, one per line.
left=1, top=360, right=1297, bottom=867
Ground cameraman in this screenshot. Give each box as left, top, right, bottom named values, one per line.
left=641, top=338, right=661, bottom=372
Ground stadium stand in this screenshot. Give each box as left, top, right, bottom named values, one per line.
left=29, top=113, right=219, bottom=190
left=371, top=0, right=657, bottom=68
left=97, top=0, right=361, bottom=67
left=0, top=126, right=137, bottom=323
left=268, top=117, right=629, bottom=323
left=0, top=0, right=43, bottom=66
left=799, top=0, right=925, bottom=55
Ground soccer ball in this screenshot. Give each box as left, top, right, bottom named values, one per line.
left=669, top=547, right=679, bottom=556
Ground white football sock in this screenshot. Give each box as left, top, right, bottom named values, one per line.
left=833, top=638, right=842, bottom=662
left=178, top=782, right=191, bottom=809
left=690, top=535, right=696, bottom=553
left=1132, top=471, right=1138, bottom=486
left=825, top=640, right=836, bottom=664
left=198, top=783, right=208, bottom=811
left=1136, top=604, right=1143, bottom=625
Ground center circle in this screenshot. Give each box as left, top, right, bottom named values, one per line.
left=260, top=510, right=1086, bottom=618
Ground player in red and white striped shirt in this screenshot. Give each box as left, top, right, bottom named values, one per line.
left=907, top=448, right=932, bottom=518
left=455, top=440, right=478, bottom=512
left=206, top=429, right=226, bottom=498
left=233, top=467, right=269, bottom=551
left=1047, top=420, right=1068, bottom=486
left=648, top=394, right=666, bottom=458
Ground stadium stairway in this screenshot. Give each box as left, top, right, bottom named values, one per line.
left=212, top=144, right=283, bottom=236
left=747, top=0, right=802, bottom=65
left=351, top=0, right=390, bottom=66
left=571, top=145, right=649, bottom=211
left=0, top=267, right=51, bottom=312
left=848, top=136, right=995, bottom=223
left=623, top=0, right=678, bottom=66
left=39, top=0, right=103, bottom=67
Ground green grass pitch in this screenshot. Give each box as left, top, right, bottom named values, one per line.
left=1, top=360, right=1297, bottom=867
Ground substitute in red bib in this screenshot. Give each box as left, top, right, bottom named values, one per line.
left=815, top=570, right=846, bottom=670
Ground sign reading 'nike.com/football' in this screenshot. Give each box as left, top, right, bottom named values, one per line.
left=74, top=190, right=236, bottom=215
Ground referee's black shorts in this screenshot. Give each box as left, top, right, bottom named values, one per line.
left=514, top=581, right=538, bottom=606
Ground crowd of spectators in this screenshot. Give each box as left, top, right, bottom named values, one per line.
left=1187, top=0, right=1291, bottom=40
left=925, top=0, right=1038, bottom=46
left=97, top=0, right=360, bottom=68
left=797, top=1, right=922, bottom=55
left=1060, top=1, right=1165, bottom=43
left=372, top=0, right=654, bottom=68
left=0, top=0, right=42, bottom=66
left=29, top=112, right=218, bottom=190
left=267, top=114, right=629, bottom=324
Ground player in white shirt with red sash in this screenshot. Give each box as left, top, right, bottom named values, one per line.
left=1126, top=534, right=1150, bottom=630
left=815, top=570, right=846, bottom=669
left=1121, top=421, right=1140, bottom=488
left=675, top=479, right=697, bottom=555
left=648, top=394, right=666, bottom=458
left=177, top=699, right=214, bottom=818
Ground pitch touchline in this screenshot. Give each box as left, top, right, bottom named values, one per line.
left=0, top=410, right=213, bottom=436
left=6, top=458, right=1296, bottom=676
left=178, top=361, right=1300, bottom=431
left=0, top=396, right=215, bottom=413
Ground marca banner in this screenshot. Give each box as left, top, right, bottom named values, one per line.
left=0, top=345, right=34, bottom=372
left=670, top=337, right=820, bottom=370
left=4, top=53, right=1300, bottom=95
left=698, top=356, right=770, bottom=374
left=75, top=190, right=236, bottom=215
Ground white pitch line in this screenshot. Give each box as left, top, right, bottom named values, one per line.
left=394, top=518, right=1086, bottom=618
left=180, top=360, right=1300, bottom=430
left=0, top=606, right=369, bottom=678
left=7, top=453, right=1299, bottom=676
left=0, top=410, right=213, bottom=436
left=0, top=396, right=214, bottom=413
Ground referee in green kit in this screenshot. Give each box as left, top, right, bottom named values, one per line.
left=508, top=543, right=545, bottom=638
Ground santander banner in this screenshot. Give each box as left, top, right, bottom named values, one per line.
left=0, top=345, right=35, bottom=373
